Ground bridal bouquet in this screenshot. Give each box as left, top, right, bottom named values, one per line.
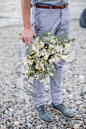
left=16, top=29, right=76, bottom=97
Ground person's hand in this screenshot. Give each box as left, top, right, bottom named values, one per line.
left=22, top=27, right=36, bottom=46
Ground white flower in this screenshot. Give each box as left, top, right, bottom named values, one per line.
left=49, top=44, right=55, bottom=49
left=54, top=55, right=60, bottom=63
left=64, top=43, right=70, bottom=53
left=24, top=61, right=28, bottom=66
left=40, top=42, right=44, bottom=48
left=40, top=49, right=46, bottom=56
left=35, top=61, right=45, bottom=71
left=50, top=39, right=56, bottom=44
left=32, top=43, right=39, bottom=52
left=49, top=58, right=55, bottom=64
left=27, top=60, right=33, bottom=65
left=55, top=44, right=60, bottom=52
left=29, top=77, right=34, bottom=81
left=44, top=55, right=48, bottom=60
left=61, top=51, right=75, bottom=62
left=46, top=52, right=51, bottom=56
left=49, top=71, right=54, bottom=76
left=59, top=46, right=63, bottom=55
left=34, top=74, right=39, bottom=80
left=47, top=67, right=50, bottom=71
left=35, top=37, right=39, bottom=42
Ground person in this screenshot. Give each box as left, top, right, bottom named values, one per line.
left=21, top=0, right=75, bottom=123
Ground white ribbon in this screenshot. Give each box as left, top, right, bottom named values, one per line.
left=19, top=42, right=30, bottom=104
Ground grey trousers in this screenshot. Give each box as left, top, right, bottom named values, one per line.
left=31, top=4, right=71, bottom=107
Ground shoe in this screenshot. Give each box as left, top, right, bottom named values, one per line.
left=52, top=102, right=75, bottom=119
left=35, top=105, right=54, bottom=123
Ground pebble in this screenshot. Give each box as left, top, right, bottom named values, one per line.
left=37, top=120, right=41, bottom=125
left=8, top=117, right=14, bottom=121
left=1, top=108, right=5, bottom=113
left=79, top=75, right=85, bottom=82
left=1, top=126, right=6, bottom=129
left=36, top=125, right=42, bottom=129
left=47, top=101, right=52, bottom=106
left=69, top=121, right=74, bottom=128
left=73, top=124, right=80, bottom=129
left=14, top=121, right=19, bottom=127
left=27, top=123, right=32, bottom=128
left=69, top=94, right=73, bottom=100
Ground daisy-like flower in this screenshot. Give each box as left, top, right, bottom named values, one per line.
left=61, top=51, right=75, bottom=62
left=44, top=55, right=49, bottom=60
left=54, top=55, right=60, bottom=63
left=27, top=60, right=33, bottom=65
left=49, top=44, right=55, bottom=49
left=24, top=61, right=28, bottom=67
left=49, top=58, right=55, bottom=64
left=59, top=46, right=63, bottom=55
left=50, top=39, right=56, bottom=44
left=64, top=43, right=70, bottom=53
left=32, top=43, right=39, bottom=52
left=40, top=49, right=46, bottom=56
left=35, top=61, right=45, bottom=71
left=49, top=71, right=54, bottom=76
left=40, top=42, right=44, bottom=48
left=55, top=44, right=60, bottom=53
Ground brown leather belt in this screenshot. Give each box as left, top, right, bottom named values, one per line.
left=31, top=3, right=69, bottom=9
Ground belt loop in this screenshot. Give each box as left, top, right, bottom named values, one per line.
left=50, top=5, right=52, bottom=13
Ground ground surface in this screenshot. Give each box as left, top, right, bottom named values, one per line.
left=0, top=20, right=86, bottom=129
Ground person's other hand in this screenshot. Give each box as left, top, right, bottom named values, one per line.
left=22, top=28, right=36, bottom=46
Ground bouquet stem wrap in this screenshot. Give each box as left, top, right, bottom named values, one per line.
left=19, top=41, right=30, bottom=104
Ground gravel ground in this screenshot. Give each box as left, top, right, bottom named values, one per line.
left=0, top=20, right=86, bottom=129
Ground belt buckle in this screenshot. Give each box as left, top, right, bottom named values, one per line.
left=61, top=5, right=63, bottom=9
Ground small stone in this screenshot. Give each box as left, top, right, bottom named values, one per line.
left=27, top=115, right=31, bottom=119
left=9, top=108, right=13, bottom=112
left=8, top=117, right=14, bottom=121
left=32, top=112, right=35, bottom=116
left=75, top=115, right=81, bottom=120
left=79, top=75, right=85, bottom=82
left=79, top=121, right=83, bottom=125
left=19, top=120, right=26, bottom=125
left=23, top=108, right=26, bottom=112
left=1, top=108, right=5, bottom=113
left=36, top=125, right=42, bottom=129
left=69, top=121, right=74, bottom=128
left=84, top=122, right=86, bottom=125
left=37, top=120, right=41, bottom=125
left=1, top=126, right=6, bottom=129
left=27, top=123, right=32, bottom=128
left=4, top=75, right=6, bottom=77
left=76, top=101, right=82, bottom=105
left=73, top=124, right=80, bottom=129
left=53, top=126, right=57, bottom=129
left=84, top=95, right=86, bottom=99
left=60, top=117, right=66, bottom=125
left=69, top=94, right=73, bottom=100
left=14, top=121, right=19, bottom=126
left=47, top=101, right=52, bottom=106
left=55, top=115, right=59, bottom=122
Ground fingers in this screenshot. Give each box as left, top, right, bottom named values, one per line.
left=22, top=37, right=25, bottom=42
left=33, top=32, right=36, bottom=38
left=25, top=38, right=28, bottom=46
left=28, top=37, right=32, bottom=46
